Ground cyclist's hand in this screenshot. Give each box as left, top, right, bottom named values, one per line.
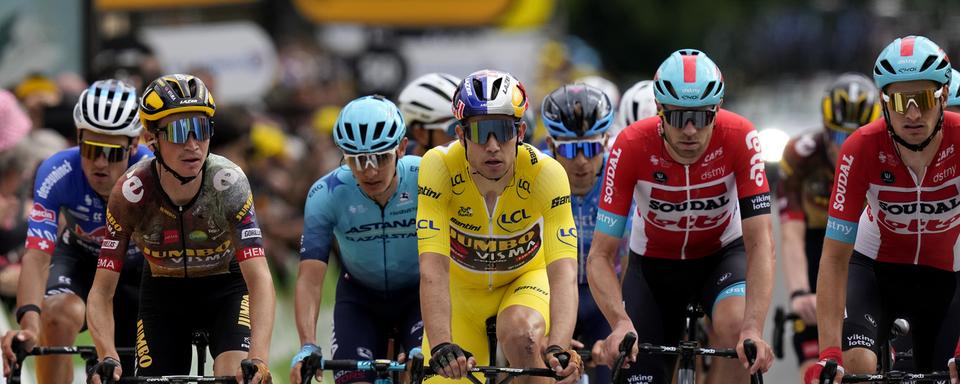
left=239, top=358, right=272, bottom=384
left=429, top=342, right=475, bottom=379
left=602, top=322, right=638, bottom=368
left=86, top=357, right=121, bottom=384
left=290, top=344, right=321, bottom=384
left=570, top=339, right=593, bottom=368
left=544, top=345, right=583, bottom=384
left=737, top=332, right=772, bottom=374
left=948, top=356, right=957, bottom=384
left=2, top=330, right=37, bottom=376
left=803, top=347, right=844, bottom=384
left=791, top=293, right=818, bottom=325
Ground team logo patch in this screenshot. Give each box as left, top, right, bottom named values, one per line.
left=188, top=230, right=208, bottom=241
left=653, top=171, right=667, bottom=183
left=102, top=239, right=120, bottom=250
left=880, top=170, right=895, bottom=184
left=449, top=220, right=543, bottom=272
left=241, top=228, right=262, bottom=239
left=29, top=203, right=56, bottom=223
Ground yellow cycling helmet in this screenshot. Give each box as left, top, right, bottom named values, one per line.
left=139, top=74, right=215, bottom=127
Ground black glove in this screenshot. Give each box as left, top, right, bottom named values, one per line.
left=429, top=343, right=473, bottom=372
left=87, top=357, right=120, bottom=384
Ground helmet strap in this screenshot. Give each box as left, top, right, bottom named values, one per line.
left=154, top=141, right=205, bottom=185
left=882, top=104, right=944, bottom=152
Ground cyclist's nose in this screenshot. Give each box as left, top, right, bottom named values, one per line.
left=484, top=133, right=502, bottom=152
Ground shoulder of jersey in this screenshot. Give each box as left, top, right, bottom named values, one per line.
left=309, top=165, right=352, bottom=200
left=715, top=109, right=755, bottom=133
left=399, top=155, right=422, bottom=174
left=40, top=147, right=81, bottom=169
left=615, top=116, right=660, bottom=145
left=204, top=154, right=252, bottom=195
left=783, top=130, right=824, bottom=162
left=944, top=111, right=960, bottom=140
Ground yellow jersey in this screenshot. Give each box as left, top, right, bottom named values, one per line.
left=416, top=141, right=578, bottom=290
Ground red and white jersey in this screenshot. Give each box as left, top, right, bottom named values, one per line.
left=595, top=109, right=771, bottom=260
left=825, top=112, right=960, bottom=272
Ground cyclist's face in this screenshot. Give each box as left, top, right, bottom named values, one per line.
left=150, top=112, right=211, bottom=178
left=659, top=103, right=716, bottom=163
left=344, top=138, right=405, bottom=199
left=458, top=117, right=525, bottom=181
left=78, top=130, right=135, bottom=198
left=884, top=80, right=946, bottom=145
left=550, top=134, right=606, bottom=196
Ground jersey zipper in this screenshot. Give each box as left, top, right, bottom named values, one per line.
left=380, top=205, right=389, bottom=294
left=485, top=196, right=501, bottom=291
left=909, top=168, right=923, bottom=265
left=681, top=165, right=692, bottom=260
left=178, top=205, right=188, bottom=278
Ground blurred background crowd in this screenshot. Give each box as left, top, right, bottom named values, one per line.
left=0, top=0, right=957, bottom=379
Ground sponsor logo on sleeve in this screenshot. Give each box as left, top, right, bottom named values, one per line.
left=241, top=228, right=262, bottom=239
left=744, top=131, right=765, bottom=187
left=213, top=167, right=241, bottom=191
left=832, top=154, right=855, bottom=211
left=418, top=186, right=442, bottom=199
left=37, top=160, right=73, bottom=199
left=29, top=203, right=56, bottom=223
left=602, top=148, right=622, bottom=204
left=122, top=175, right=144, bottom=203
left=102, top=239, right=120, bottom=250
left=551, top=195, right=571, bottom=208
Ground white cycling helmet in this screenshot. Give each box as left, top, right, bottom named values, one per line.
left=74, top=79, right=143, bottom=138
left=575, top=75, right=620, bottom=108
left=617, top=80, right=657, bottom=129
left=398, top=72, right=460, bottom=132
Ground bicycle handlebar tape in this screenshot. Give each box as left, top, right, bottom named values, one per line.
left=612, top=333, right=637, bottom=384
left=87, top=357, right=119, bottom=384
left=410, top=351, right=426, bottom=384
left=820, top=359, right=838, bottom=384
left=240, top=359, right=261, bottom=384
left=300, top=350, right=323, bottom=384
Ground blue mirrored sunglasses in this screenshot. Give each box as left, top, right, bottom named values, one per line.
left=161, top=116, right=214, bottom=144
left=555, top=140, right=604, bottom=159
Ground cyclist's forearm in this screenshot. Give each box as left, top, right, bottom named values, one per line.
left=546, top=259, right=578, bottom=348
left=243, top=259, right=276, bottom=362
left=15, top=249, right=52, bottom=333
left=87, top=270, right=120, bottom=359
left=420, top=253, right=452, bottom=347
left=294, top=260, right=327, bottom=345
left=780, top=220, right=811, bottom=293
left=587, top=246, right=629, bottom=327
left=816, top=239, right=853, bottom=350
left=742, top=216, right=775, bottom=334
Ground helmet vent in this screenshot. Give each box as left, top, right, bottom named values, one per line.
left=491, top=78, right=504, bottom=97
left=701, top=81, right=716, bottom=100
left=919, top=55, right=937, bottom=72
left=410, top=100, right=432, bottom=111
left=420, top=83, right=453, bottom=102
left=936, top=59, right=950, bottom=71
left=344, top=123, right=356, bottom=141
left=879, top=59, right=896, bottom=75
left=472, top=78, right=486, bottom=100
left=372, top=121, right=385, bottom=142
left=662, top=81, right=680, bottom=100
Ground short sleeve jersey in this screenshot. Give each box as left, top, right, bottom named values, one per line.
left=300, top=156, right=422, bottom=292
left=416, top=141, right=578, bottom=290
left=97, top=154, right=266, bottom=277
left=826, top=112, right=960, bottom=272
left=26, top=145, right=153, bottom=256
left=777, top=131, right=835, bottom=229
left=595, top=109, right=772, bottom=260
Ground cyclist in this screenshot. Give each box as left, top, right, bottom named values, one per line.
left=615, top=80, right=657, bottom=130
left=949, top=68, right=960, bottom=113
left=290, top=95, right=422, bottom=384
left=777, top=73, right=880, bottom=377
left=398, top=73, right=461, bottom=155
left=0, top=80, right=151, bottom=383
left=803, top=35, right=960, bottom=383
left=587, top=49, right=776, bottom=383
left=540, top=83, right=625, bottom=384
left=86, top=74, right=275, bottom=383
left=417, top=69, right=583, bottom=384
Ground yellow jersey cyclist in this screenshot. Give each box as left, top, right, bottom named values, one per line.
left=416, top=69, right=583, bottom=384
left=86, top=74, right=275, bottom=384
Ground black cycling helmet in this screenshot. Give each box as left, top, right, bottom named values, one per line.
left=541, top=84, right=615, bottom=138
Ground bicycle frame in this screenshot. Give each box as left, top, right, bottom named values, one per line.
left=300, top=351, right=407, bottom=384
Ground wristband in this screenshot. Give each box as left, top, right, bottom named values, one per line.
left=790, top=289, right=811, bottom=300
left=15, top=304, right=41, bottom=324
left=819, top=346, right=843, bottom=365
left=291, top=343, right=320, bottom=369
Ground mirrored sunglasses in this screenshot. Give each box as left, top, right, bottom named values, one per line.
left=882, top=88, right=942, bottom=115
left=659, top=108, right=717, bottom=130
left=80, top=140, right=129, bottom=163
left=161, top=116, right=214, bottom=144
left=554, top=139, right=604, bottom=159
left=462, top=119, right=518, bottom=145
left=344, top=149, right=396, bottom=170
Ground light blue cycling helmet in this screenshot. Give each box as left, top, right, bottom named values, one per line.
left=948, top=69, right=960, bottom=107
left=333, top=95, right=406, bottom=154
left=653, top=49, right=724, bottom=108
left=873, top=35, right=951, bottom=91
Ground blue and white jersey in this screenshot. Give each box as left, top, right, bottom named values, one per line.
left=26, top=145, right=152, bottom=257
left=300, top=156, right=421, bottom=292
left=545, top=153, right=632, bottom=284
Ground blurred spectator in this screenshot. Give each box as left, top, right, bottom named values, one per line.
left=0, top=89, right=32, bottom=298
left=92, top=36, right=163, bottom=90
